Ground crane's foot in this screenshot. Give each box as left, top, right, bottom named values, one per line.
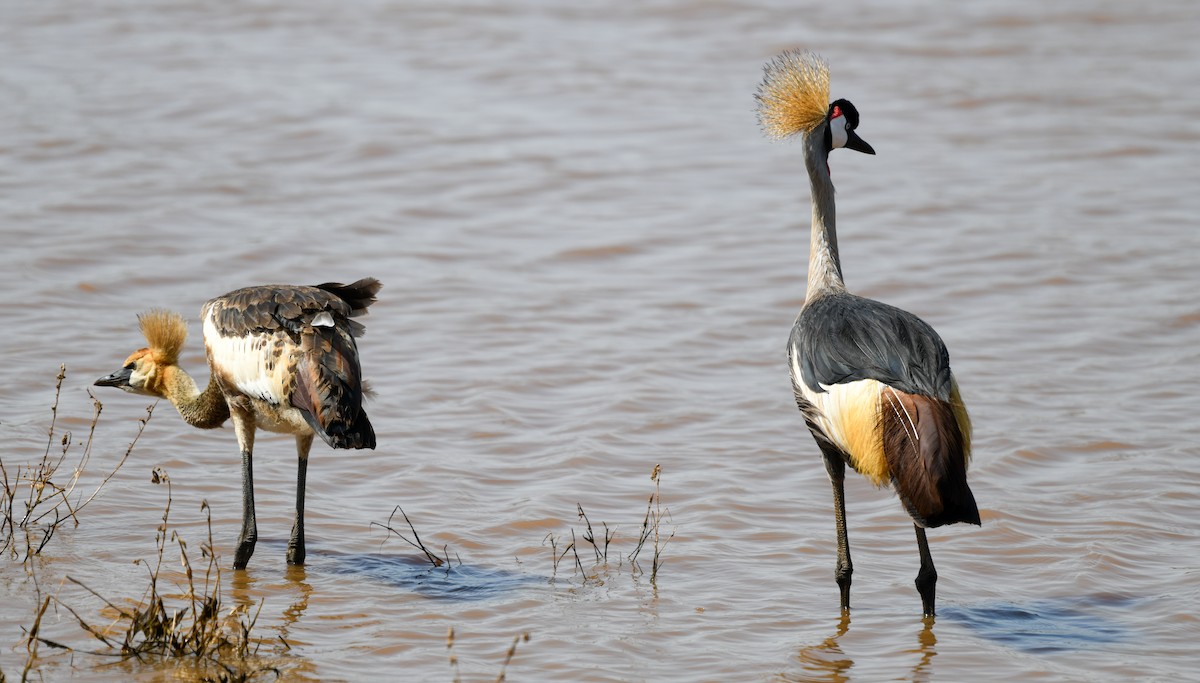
left=836, top=563, right=853, bottom=612
left=286, top=540, right=305, bottom=566
left=915, top=564, right=937, bottom=618
left=233, top=535, right=257, bottom=570
left=913, top=524, right=937, bottom=617
left=287, top=521, right=305, bottom=565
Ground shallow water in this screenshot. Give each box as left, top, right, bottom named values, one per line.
left=2, top=1, right=1198, bottom=680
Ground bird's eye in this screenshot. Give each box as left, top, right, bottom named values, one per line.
left=124, top=362, right=136, bottom=370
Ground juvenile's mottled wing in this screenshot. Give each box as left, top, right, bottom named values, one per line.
left=202, top=282, right=376, bottom=449
left=205, top=284, right=361, bottom=339
left=290, top=322, right=375, bottom=449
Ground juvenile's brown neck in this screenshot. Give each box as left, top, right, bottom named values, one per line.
left=162, top=365, right=229, bottom=429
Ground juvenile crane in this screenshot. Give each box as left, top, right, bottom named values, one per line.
left=96, top=279, right=381, bottom=569
left=756, top=51, right=979, bottom=617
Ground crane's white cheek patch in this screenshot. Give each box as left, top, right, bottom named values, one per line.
left=830, top=117, right=849, bottom=149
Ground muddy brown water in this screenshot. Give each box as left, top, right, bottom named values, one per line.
left=2, top=1, right=1198, bottom=680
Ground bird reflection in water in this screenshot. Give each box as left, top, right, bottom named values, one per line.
left=782, top=615, right=938, bottom=682
left=278, top=565, right=313, bottom=648
left=227, top=564, right=314, bottom=642
left=909, top=618, right=938, bottom=682
left=224, top=564, right=317, bottom=678
left=786, top=613, right=851, bottom=682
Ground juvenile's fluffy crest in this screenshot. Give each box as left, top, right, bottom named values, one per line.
left=756, top=50, right=830, bottom=140
left=138, top=309, right=187, bottom=365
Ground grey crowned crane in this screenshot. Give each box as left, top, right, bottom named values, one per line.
left=96, top=279, right=381, bottom=569
left=756, top=51, right=979, bottom=617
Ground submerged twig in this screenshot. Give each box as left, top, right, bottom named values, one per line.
left=447, top=626, right=462, bottom=683
left=569, top=529, right=586, bottom=577
left=445, top=627, right=530, bottom=683
left=496, top=632, right=531, bottom=683
left=372, top=506, right=448, bottom=569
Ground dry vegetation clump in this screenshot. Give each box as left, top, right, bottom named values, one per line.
left=30, top=469, right=280, bottom=682
left=545, top=463, right=675, bottom=585
left=1, top=365, right=151, bottom=564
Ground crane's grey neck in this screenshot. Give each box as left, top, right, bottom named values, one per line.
left=804, top=123, right=845, bottom=298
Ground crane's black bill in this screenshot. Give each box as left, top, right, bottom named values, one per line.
left=845, top=130, right=875, bottom=155
left=95, top=367, right=132, bottom=388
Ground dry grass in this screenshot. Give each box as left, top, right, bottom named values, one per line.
left=627, top=464, right=675, bottom=584
left=578, top=503, right=614, bottom=564
left=546, top=464, right=675, bottom=585
left=14, top=574, right=53, bottom=682
left=31, top=468, right=279, bottom=682
left=1, top=365, right=152, bottom=564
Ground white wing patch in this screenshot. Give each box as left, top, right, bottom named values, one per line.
left=790, top=351, right=889, bottom=483
left=311, top=311, right=334, bottom=327
left=802, top=379, right=883, bottom=455
left=203, top=312, right=293, bottom=404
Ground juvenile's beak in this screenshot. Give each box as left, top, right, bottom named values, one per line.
left=95, top=367, right=132, bottom=388
left=845, top=130, right=875, bottom=155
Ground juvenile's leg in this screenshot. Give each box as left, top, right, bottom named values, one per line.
left=232, top=412, right=258, bottom=570
left=287, top=434, right=314, bottom=566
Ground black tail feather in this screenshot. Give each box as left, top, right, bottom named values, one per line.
left=313, top=278, right=381, bottom=317
left=321, top=408, right=376, bottom=450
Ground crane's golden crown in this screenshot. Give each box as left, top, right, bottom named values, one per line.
left=756, top=50, right=830, bottom=140
left=137, top=309, right=188, bottom=365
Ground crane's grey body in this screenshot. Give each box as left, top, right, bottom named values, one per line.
left=757, top=50, right=978, bottom=617
left=791, top=292, right=953, bottom=400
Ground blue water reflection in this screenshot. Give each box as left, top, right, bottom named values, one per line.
left=941, top=595, right=1135, bottom=653
left=320, top=551, right=539, bottom=601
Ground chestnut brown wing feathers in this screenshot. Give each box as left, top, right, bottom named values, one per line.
left=881, top=389, right=979, bottom=528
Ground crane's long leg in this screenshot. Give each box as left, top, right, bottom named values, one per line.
left=287, top=434, right=314, bottom=566
left=233, top=448, right=258, bottom=569
left=914, top=524, right=937, bottom=618
left=232, top=411, right=257, bottom=570
left=823, top=449, right=853, bottom=612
